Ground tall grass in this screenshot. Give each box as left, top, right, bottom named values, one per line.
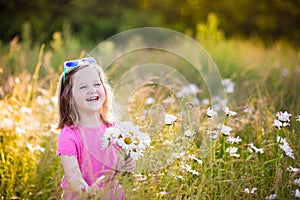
left=1, top=19, right=299, bottom=199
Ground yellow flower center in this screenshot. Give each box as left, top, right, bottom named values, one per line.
left=124, top=137, right=132, bottom=145
left=134, top=137, right=140, bottom=145
left=129, top=131, right=135, bottom=136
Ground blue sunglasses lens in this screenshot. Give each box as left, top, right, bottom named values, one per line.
left=63, top=57, right=97, bottom=81
left=65, top=61, right=79, bottom=68
left=82, top=57, right=96, bottom=64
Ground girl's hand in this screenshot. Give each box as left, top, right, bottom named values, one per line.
left=115, top=156, right=136, bottom=173
left=87, top=175, right=106, bottom=198
left=124, top=157, right=136, bottom=172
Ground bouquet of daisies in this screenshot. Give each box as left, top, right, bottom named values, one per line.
left=101, top=121, right=151, bottom=161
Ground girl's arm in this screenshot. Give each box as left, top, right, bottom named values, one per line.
left=60, top=155, right=89, bottom=192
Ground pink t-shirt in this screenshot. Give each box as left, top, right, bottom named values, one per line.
left=57, top=123, right=124, bottom=199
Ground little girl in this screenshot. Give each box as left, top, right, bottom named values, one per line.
left=56, top=57, right=135, bottom=199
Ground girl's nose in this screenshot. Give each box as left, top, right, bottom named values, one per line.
left=88, top=86, right=97, bottom=93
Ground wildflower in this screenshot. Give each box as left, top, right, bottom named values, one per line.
left=176, top=84, right=199, bottom=98
left=295, top=189, right=300, bottom=198
left=222, top=78, right=235, bottom=93
left=286, top=166, right=300, bottom=172
left=20, top=107, right=32, bottom=115
left=221, top=125, right=232, bottom=136
left=277, top=136, right=295, bottom=159
left=223, top=107, right=237, bottom=117
left=15, top=127, right=26, bottom=136
left=226, top=147, right=240, bottom=158
left=265, top=194, right=277, bottom=199
left=206, top=129, right=219, bottom=139
left=102, top=121, right=151, bottom=161
left=164, top=113, right=177, bottom=125
left=133, top=174, right=147, bottom=181
left=51, top=96, right=57, bottom=104
left=226, top=136, right=242, bottom=144
left=172, top=152, right=185, bottom=159
left=188, top=154, right=203, bottom=165
left=248, top=143, right=264, bottom=154
left=145, top=97, right=155, bottom=105
left=294, top=178, right=300, bottom=187
left=159, top=191, right=168, bottom=195
left=184, top=129, right=196, bottom=137
left=162, top=97, right=176, bottom=105
left=282, top=122, right=290, bottom=127
left=273, top=119, right=283, bottom=129
left=36, top=96, right=50, bottom=106
left=26, top=143, right=45, bottom=153
left=173, top=175, right=183, bottom=180
left=101, top=126, right=121, bottom=149
left=202, top=98, right=210, bottom=105
left=206, top=107, right=217, bottom=117
left=276, top=111, right=292, bottom=122
left=129, top=149, right=145, bottom=161
left=0, top=118, right=14, bottom=130
left=296, top=115, right=300, bottom=122
left=244, top=187, right=257, bottom=194
left=185, top=101, right=194, bottom=109
left=180, top=164, right=199, bottom=176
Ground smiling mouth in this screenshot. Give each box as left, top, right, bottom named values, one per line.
left=86, top=96, right=99, bottom=102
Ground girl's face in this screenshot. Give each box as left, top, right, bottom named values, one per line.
left=71, top=67, right=106, bottom=116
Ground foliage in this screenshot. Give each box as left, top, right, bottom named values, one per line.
left=1, top=0, right=300, bottom=46
left=0, top=23, right=300, bottom=199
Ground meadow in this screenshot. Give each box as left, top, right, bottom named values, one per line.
left=1, top=18, right=300, bottom=199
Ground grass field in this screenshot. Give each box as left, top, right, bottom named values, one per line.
left=1, top=21, right=300, bottom=199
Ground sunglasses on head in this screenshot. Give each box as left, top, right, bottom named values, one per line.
left=63, top=57, right=97, bottom=82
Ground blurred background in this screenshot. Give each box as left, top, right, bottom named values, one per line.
left=1, top=1, right=300, bottom=199
left=1, top=0, right=300, bottom=46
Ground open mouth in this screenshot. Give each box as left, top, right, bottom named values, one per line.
left=86, top=96, right=99, bottom=102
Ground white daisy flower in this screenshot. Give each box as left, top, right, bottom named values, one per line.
left=202, top=98, right=210, bottom=105
left=102, top=121, right=151, bottom=161
left=223, top=107, right=237, bottom=116
left=176, top=84, right=199, bottom=98
left=206, top=107, right=217, bottom=117
left=295, top=189, right=300, bottom=198
left=296, top=115, right=300, bottom=122
left=286, top=166, right=300, bottom=172
left=227, top=136, right=242, bottom=144
left=221, top=125, right=232, bottom=136
left=133, top=174, right=147, bottom=181
left=26, top=143, right=45, bottom=153
left=180, top=164, right=199, bottom=176
left=145, top=97, right=155, bottom=105
left=273, top=119, right=283, bottom=129
left=248, top=143, right=264, bottom=154
left=206, top=129, right=220, bottom=139
left=277, top=136, right=295, bottom=159
left=188, top=154, right=203, bottom=165
left=226, top=147, right=240, bottom=158
left=276, top=111, right=292, bottom=122
left=265, top=194, right=277, bottom=199
left=294, top=178, right=300, bottom=186
left=164, top=113, right=177, bottom=125
left=282, top=122, right=290, bottom=127
left=173, top=175, right=183, bottom=180
left=159, top=191, right=168, bottom=195
left=244, top=187, right=257, bottom=194
left=222, top=78, right=235, bottom=93
left=184, top=129, right=196, bottom=137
